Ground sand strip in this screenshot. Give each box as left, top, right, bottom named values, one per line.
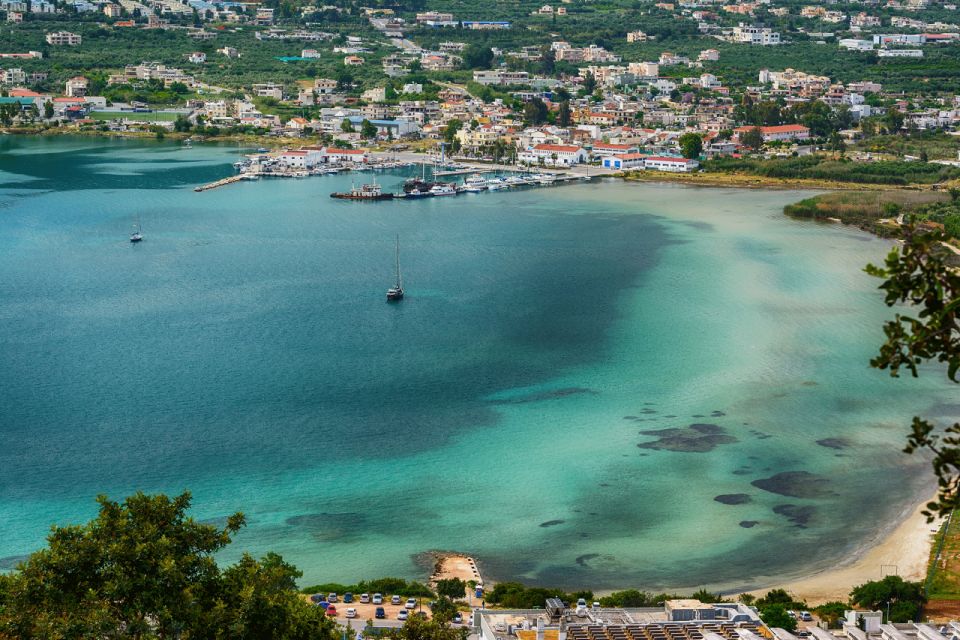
left=748, top=499, right=940, bottom=604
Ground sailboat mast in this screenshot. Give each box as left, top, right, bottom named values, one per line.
left=395, top=235, right=402, bottom=289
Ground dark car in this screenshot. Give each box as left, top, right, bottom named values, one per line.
left=452, top=613, right=463, bottom=625
left=344, top=593, right=354, bottom=603
left=375, top=607, right=386, bottom=619
left=310, top=594, right=325, bottom=604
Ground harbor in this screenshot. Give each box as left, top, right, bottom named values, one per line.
left=197, top=148, right=595, bottom=198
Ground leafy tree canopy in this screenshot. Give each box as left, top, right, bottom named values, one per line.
left=866, top=226, right=960, bottom=517
left=0, top=491, right=339, bottom=640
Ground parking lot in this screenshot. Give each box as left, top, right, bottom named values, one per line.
left=304, top=595, right=464, bottom=625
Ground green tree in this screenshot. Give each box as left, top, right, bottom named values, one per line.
left=341, top=118, right=355, bottom=133
left=394, top=611, right=467, bottom=640
left=759, top=604, right=797, bottom=631
left=849, top=576, right=925, bottom=622
left=557, top=100, right=572, bottom=127
left=523, top=98, right=548, bottom=125
left=582, top=72, right=596, bottom=94
left=43, top=100, right=53, bottom=119
left=360, top=119, right=378, bottom=139
left=429, top=596, right=458, bottom=623
left=0, top=492, right=338, bottom=640
left=435, top=578, right=466, bottom=600
left=741, top=127, right=764, bottom=151
left=174, top=114, right=192, bottom=132
left=866, top=226, right=960, bottom=517
left=443, top=119, right=462, bottom=144
left=462, top=45, right=494, bottom=70
left=813, top=601, right=848, bottom=628
left=678, top=133, right=703, bottom=159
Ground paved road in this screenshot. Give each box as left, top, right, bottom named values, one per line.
left=379, top=150, right=617, bottom=178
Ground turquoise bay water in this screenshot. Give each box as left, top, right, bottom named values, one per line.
left=0, top=136, right=956, bottom=592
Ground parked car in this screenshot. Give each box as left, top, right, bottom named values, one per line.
left=800, top=612, right=813, bottom=622
left=346, top=608, right=357, bottom=619
left=452, top=613, right=463, bottom=625
left=319, top=602, right=330, bottom=610
left=405, top=598, right=417, bottom=610
left=310, top=594, right=325, bottom=603
left=344, top=593, right=354, bottom=603
left=326, top=606, right=337, bottom=617
left=375, top=607, right=386, bottom=619
left=328, top=593, right=338, bottom=603
left=360, top=593, right=370, bottom=604
left=397, top=610, right=409, bottom=621
left=391, top=595, right=402, bottom=605
left=373, top=593, right=383, bottom=605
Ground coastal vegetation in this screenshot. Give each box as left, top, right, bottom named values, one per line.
left=850, top=576, right=927, bottom=623
left=927, top=514, right=960, bottom=601
left=0, top=491, right=339, bottom=639
left=300, top=578, right=434, bottom=598
left=703, top=156, right=960, bottom=187
left=866, top=225, right=960, bottom=518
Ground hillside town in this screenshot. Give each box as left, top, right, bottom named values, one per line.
left=2, top=0, right=960, bottom=174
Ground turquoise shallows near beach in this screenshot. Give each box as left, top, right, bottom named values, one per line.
left=0, top=136, right=956, bottom=592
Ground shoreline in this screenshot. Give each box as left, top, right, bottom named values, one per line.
left=744, top=495, right=939, bottom=604
left=1, top=129, right=942, bottom=193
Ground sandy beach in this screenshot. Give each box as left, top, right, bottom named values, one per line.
left=748, top=498, right=939, bottom=604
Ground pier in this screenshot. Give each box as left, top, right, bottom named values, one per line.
left=194, top=175, right=247, bottom=192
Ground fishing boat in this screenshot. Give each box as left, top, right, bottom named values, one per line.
left=130, top=220, right=143, bottom=243
left=331, top=181, right=394, bottom=200
left=386, top=235, right=404, bottom=301
left=486, top=177, right=508, bottom=190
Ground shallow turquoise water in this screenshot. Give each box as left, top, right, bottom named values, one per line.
left=0, top=136, right=954, bottom=591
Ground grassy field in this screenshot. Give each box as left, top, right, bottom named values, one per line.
left=925, top=512, right=960, bottom=619
left=88, top=111, right=181, bottom=122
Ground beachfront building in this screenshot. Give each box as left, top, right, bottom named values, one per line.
left=475, top=601, right=766, bottom=640
left=518, top=143, right=587, bottom=167
left=601, top=153, right=647, bottom=170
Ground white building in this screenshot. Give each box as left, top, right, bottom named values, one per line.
left=731, top=24, right=781, bottom=45
left=45, top=31, right=82, bottom=45
left=877, top=49, right=923, bottom=57
left=65, top=76, right=88, bottom=97
left=643, top=156, right=699, bottom=172
left=518, top=143, right=587, bottom=167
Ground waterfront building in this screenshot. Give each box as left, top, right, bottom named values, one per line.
left=518, top=143, right=587, bottom=167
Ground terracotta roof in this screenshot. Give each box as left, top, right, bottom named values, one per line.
left=533, top=143, right=582, bottom=153
left=326, top=148, right=365, bottom=154
left=645, top=156, right=692, bottom=163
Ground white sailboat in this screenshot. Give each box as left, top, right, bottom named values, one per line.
left=130, top=219, right=143, bottom=243
left=386, top=235, right=404, bottom=301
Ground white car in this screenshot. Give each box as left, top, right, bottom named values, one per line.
left=391, top=595, right=402, bottom=605
left=397, top=610, right=409, bottom=621
left=346, top=608, right=358, bottom=619
left=405, top=598, right=417, bottom=610
left=360, top=594, right=370, bottom=604
left=373, top=593, right=383, bottom=604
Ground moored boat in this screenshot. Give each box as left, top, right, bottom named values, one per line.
left=429, top=183, right=457, bottom=197
left=331, top=181, right=394, bottom=200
